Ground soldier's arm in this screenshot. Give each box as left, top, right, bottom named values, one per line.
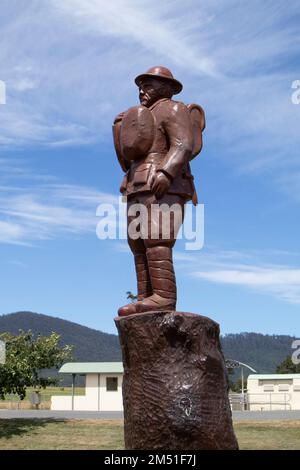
left=157, top=102, right=193, bottom=181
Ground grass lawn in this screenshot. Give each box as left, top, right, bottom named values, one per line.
left=0, top=419, right=124, bottom=450
left=0, top=419, right=300, bottom=450
left=235, top=420, right=300, bottom=450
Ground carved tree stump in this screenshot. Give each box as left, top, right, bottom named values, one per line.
left=115, top=310, right=238, bottom=450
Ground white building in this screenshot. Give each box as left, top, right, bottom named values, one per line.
left=247, top=374, right=300, bottom=411
left=0, top=340, right=5, bottom=364
left=51, top=364, right=300, bottom=413
left=51, top=362, right=124, bottom=411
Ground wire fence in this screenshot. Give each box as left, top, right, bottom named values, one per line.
left=229, top=392, right=292, bottom=411
left=0, top=387, right=85, bottom=410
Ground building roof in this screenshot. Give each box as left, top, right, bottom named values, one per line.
left=59, top=362, right=124, bottom=374
left=248, top=374, right=300, bottom=380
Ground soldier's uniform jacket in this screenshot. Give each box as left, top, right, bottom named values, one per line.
left=115, top=98, right=198, bottom=203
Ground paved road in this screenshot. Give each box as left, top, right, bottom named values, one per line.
left=1, top=409, right=300, bottom=421
left=0, top=410, right=124, bottom=420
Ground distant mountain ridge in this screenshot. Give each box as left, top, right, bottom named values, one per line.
left=0, top=312, right=296, bottom=374
left=0, top=311, right=121, bottom=362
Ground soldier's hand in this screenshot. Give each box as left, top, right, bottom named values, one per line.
left=151, top=171, right=172, bottom=199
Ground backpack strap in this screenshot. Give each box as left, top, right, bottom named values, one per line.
left=187, top=104, right=205, bottom=159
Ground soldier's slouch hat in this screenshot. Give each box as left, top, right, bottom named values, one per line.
left=135, top=66, right=183, bottom=94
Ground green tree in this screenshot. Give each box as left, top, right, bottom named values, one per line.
left=0, top=330, right=73, bottom=399
left=276, top=355, right=300, bottom=374
left=227, top=367, right=236, bottom=391
left=229, top=378, right=244, bottom=393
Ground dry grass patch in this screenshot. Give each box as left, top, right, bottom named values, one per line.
left=0, top=419, right=124, bottom=450
left=1, top=418, right=300, bottom=450
left=234, top=420, right=300, bottom=450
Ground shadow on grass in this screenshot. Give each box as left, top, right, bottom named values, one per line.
left=0, top=419, right=66, bottom=440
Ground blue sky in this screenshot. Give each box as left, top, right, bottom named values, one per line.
left=0, top=0, right=299, bottom=337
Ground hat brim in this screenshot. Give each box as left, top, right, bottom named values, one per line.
left=135, top=73, right=183, bottom=95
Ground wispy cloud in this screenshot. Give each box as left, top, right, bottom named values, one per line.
left=195, top=267, right=300, bottom=304
left=0, top=160, right=119, bottom=245
left=176, top=247, right=300, bottom=305
left=0, top=220, right=27, bottom=245
left=0, top=0, right=299, bottom=200
left=0, top=187, right=112, bottom=245
left=11, top=78, right=39, bottom=92
left=6, top=259, right=27, bottom=268
left=51, top=0, right=218, bottom=77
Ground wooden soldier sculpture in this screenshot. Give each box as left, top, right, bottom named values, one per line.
left=113, top=71, right=238, bottom=451
left=113, top=66, right=205, bottom=316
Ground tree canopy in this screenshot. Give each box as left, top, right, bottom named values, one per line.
left=0, top=330, right=73, bottom=399
left=276, top=355, right=300, bottom=374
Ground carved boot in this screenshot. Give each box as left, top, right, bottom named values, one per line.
left=118, top=253, right=152, bottom=316
left=133, top=246, right=177, bottom=313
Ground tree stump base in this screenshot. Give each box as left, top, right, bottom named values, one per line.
left=115, top=310, right=238, bottom=450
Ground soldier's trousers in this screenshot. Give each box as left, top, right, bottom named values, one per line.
left=126, top=192, right=185, bottom=254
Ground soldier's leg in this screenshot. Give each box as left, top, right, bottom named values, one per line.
left=127, top=239, right=152, bottom=301
left=118, top=196, right=153, bottom=317
left=128, top=194, right=185, bottom=313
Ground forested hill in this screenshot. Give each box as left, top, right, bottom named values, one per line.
left=0, top=312, right=295, bottom=373
left=0, top=311, right=121, bottom=361
left=221, top=332, right=295, bottom=373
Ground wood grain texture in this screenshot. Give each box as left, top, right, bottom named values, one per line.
left=115, top=310, right=239, bottom=450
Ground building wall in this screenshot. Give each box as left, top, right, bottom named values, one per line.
left=100, top=373, right=123, bottom=411
left=51, top=395, right=72, bottom=410
left=247, top=377, right=300, bottom=410
left=51, top=373, right=123, bottom=411
left=86, top=373, right=100, bottom=410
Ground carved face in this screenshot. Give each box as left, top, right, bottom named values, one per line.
left=139, top=78, right=171, bottom=107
